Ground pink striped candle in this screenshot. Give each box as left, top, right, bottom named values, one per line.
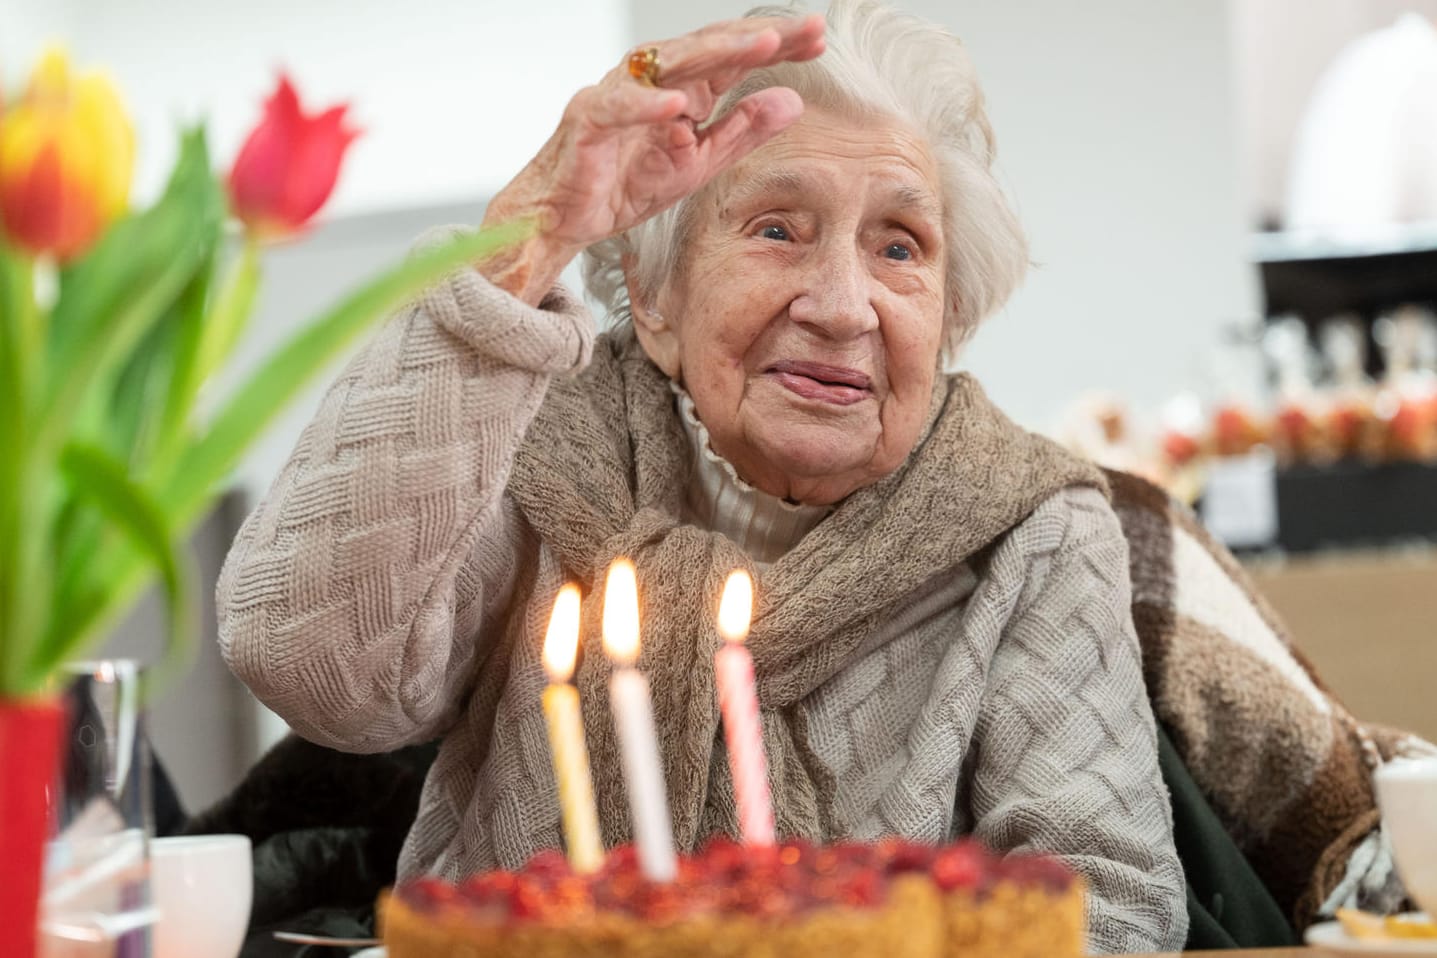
left=715, top=570, right=775, bottom=846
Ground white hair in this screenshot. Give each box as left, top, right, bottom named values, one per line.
left=582, top=0, right=1027, bottom=362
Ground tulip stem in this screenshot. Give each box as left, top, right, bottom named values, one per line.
left=0, top=249, right=45, bottom=695
left=199, top=235, right=261, bottom=382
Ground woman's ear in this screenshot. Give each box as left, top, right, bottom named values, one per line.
left=625, top=264, right=682, bottom=379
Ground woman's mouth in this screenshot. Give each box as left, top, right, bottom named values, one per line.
left=765, top=360, right=872, bottom=406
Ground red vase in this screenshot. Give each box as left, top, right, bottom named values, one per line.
left=0, top=696, right=64, bottom=958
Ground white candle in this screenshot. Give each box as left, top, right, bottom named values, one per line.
left=602, top=559, right=677, bottom=882
left=715, top=570, right=775, bottom=846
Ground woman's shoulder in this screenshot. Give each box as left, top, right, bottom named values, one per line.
left=1011, top=483, right=1126, bottom=555
left=1026, top=482, right=1121, bottom=529
left=990, top=484, right=1130, bottom=602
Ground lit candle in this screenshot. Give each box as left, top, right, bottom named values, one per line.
left=541, top=583, right=604, bottom=873
left=715, top=570, right=775, bottom=846
left=602, top=559, right=677, bottom=882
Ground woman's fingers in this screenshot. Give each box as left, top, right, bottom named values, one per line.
left=773, top=13, right=827, bottom=62
left=570, top=14, right=823, bottom=134
left=696, top=86, right=805, bottom=173
left=522, top=13, right=825, bottom=246
left=577, top=79, right=687, bottom=131
left=748, top=13, right=826, bottom=68
left=641, top=14, right=825, bottom=92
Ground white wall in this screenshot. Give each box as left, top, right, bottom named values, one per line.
left=0, top=0, right=76, bottom=77
left=7, top=0, right=628, bottom=217
left=632, top=0, right=1259, bottom=430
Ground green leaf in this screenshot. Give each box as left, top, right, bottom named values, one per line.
left=35, top=444, right=195, bottom=688
left=48, top=490, right=100, bottom=604
left=36, top=127, right=224, bottom=463
left=146, top=237, right=255, bottom=480
left=47, top=128, right=219, bottom=360
left=158, top=220, right=531, bottom=522
left=104, top=315, right=176, bottom=458
left=106, top=245, right=218, bottom=467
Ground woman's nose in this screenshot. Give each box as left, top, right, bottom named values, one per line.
left=787, top=244, right=878, bottom=339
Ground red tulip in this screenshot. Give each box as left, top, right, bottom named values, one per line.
left=228, top=74, right=358, bottom=236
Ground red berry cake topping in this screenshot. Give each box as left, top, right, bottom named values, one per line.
left=397, top=836, right=1076, bottom=926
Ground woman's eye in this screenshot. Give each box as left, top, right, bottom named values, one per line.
left=884, top=242, right=913, bottom=261
left=758, top=224, right=790, bottom=241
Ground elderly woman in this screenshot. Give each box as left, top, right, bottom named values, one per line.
left=217, top=1, right=1187, bottom=952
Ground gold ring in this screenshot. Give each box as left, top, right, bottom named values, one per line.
left=627, top=46, right=662, bottom=87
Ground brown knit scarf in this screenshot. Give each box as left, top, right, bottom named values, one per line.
left=505, top=334, right=1103, bottom=853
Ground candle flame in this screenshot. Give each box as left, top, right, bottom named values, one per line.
left=717, top=570, right=753, bottom=644
left=602, top=559, right=640, bottom=667
left=542, top=584, right=583, bottom=683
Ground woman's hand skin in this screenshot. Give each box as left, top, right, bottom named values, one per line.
left=479, top=14, right=826, bottom=304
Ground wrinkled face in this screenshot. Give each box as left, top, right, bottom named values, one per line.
left=633, top=105, right=947, bottom=505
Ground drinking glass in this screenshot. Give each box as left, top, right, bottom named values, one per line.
left=42, top=660, right=156, bottom=958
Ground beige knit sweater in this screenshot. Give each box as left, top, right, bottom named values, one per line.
left=216, top=264, right=1188, bottom=954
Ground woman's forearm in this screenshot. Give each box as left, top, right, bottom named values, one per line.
left=216, top=246, right=594, bottom=750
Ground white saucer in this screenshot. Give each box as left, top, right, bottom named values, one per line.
left=1306, top=914, right=1437, bottom=955
left=352, top=949, right=386, bottom=958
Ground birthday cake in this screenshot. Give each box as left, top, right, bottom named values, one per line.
left=379, top=836, right=1085, bottom=958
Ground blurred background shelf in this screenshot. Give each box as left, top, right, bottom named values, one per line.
left=1260, top=244, right=1437, bottom=322
left=1275, top=461, right=1437, bottom=552
left=1252, top=222, right=1437, bottom=263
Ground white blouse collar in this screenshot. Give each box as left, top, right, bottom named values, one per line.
left=669, top=382, right=832, bottom=565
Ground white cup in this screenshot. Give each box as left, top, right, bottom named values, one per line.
left=150, top=834, right=253, bottom=958
left=1374, top=758, right=1437, bottom=916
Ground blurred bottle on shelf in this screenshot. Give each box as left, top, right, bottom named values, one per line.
left=1367, top=307, right=1437, bottom=463
left=1208, top=325, right=1270, bottom=458
left=1265, top=316, right=1327, bottom=465
left=1156, top=392, right=1207, bottom=504
left=1318, top=316, right=1374, bottom=461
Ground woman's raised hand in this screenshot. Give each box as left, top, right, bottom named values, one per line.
left=480, top=14, right=825, bottom=303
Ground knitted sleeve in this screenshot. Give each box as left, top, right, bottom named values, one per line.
left=966, top=485, right=1188, bottom=955
left=216, top=231, right=595, bottom=753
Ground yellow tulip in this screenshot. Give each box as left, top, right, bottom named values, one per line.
left=0, top=46, right=134, bottom=260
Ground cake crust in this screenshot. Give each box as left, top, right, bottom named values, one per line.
left=381, top=838, right=1085, bottom=958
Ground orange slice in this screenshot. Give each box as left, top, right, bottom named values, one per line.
left=1337, top=907, right=1389, bottom=940
left=1384, top=914, right=1437, bottom=939
left=1336, top=908, right=1437, bottom=941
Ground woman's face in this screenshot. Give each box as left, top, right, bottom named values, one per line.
left=634, top=105, right=947, bottom=506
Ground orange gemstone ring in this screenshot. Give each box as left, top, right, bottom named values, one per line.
left=627, top=46, right=662, bottom=87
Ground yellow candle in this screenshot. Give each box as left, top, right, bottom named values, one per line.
left=541, top=583, right=603, bottom=873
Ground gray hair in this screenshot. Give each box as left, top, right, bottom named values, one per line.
left=582, top=0, right=1027, bottom=362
